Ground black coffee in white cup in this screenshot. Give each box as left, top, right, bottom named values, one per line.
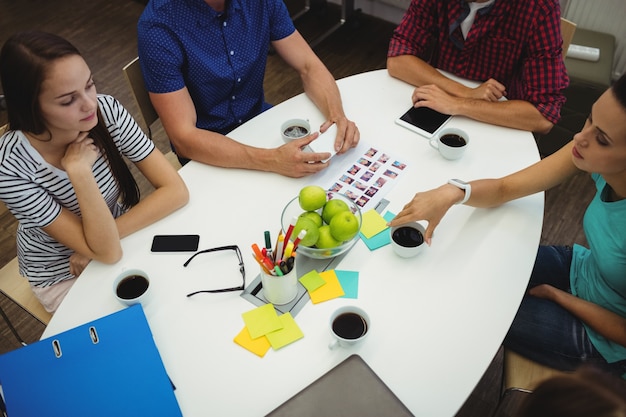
left=391, top=226, right=424, bottom=248
left=390, top=222, right=427, bottom=258
left=332, top=312, right=368, bottom=340
left=116, top=275, right=149, bottom=300
left=440, top=134, right=467, bottom=148
left=329, top=306, right=371, bottom=349
left=113, top=269, right=151, bottom=306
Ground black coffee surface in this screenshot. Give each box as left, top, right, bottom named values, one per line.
left=440, top=134, right=466, bottom=147
left=332, top=312, right=367, bottom=340
left=283, top=126, right=309, bottom=138
left=116, top=275, right=149, bottom=300
left=392, top=226, right=424, bottom=248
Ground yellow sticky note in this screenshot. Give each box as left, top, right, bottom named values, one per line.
left=266, top=313, right=304, bottom=350
left=310, top=270, right=345, bottom=304
left=361, top=209, right=389, bottom=239
left=234, top=326, right=271, bottom=357
left=242, top=303, right=283, bottom=339
left=299, top=270, right=326, bottom=292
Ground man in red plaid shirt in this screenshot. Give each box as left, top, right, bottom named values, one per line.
left=387, top=0, right=569, bottom=134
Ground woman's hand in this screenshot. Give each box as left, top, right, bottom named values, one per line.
left=388, top=184, right=463, bottom=245
left=61, top=132, right=99, bottom=173
left=528, top=283, right=560, bottom=300
left=69, top=252, right=92, bottom=277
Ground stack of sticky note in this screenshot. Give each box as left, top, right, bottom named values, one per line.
left=234, top=304, right=304, bottom=357
left=299, top=269, right=359, bottom=303
left=359, top=209, right=396, bottom=250
left=234, top=269, right=360, bottom=357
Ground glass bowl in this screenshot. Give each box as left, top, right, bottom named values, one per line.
left=281, top=191, right=362, bottom=259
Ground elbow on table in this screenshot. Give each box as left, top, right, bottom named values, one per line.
left=95, top=246, right=123, bottom=265
left=386, top=56, right=402, bottom=79
left=534, top=117, right=554, bottom=136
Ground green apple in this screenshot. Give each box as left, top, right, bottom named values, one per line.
left=298, top=185, right=327, bottom=211
left=329, top=211, right=359, bottom=242
left=315, top=225, right=341, bottom=249
left=321, top=198, right=350, bottom=224
left=292, top=216, right=320, bottom=247
left=299, top=211, right=323, bottom=227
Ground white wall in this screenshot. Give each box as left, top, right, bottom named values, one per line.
left=562, top=0, right=626, bottom=80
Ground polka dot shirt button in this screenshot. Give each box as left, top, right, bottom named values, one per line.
left=230, top=50, right=234, bottom=56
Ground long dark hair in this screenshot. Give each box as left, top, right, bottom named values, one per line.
left=612, top=73, right=626, bottom=111
left=0, top=30, right=139, bottom=208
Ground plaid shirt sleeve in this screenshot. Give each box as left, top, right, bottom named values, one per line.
left=388, top=0, right=439, bottom=58
left=514, top=1, right=569, bottom=125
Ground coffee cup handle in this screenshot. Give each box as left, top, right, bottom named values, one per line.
left=328, top=339, right=340, bottom=350
left=429, top=137, right=439, bottom=150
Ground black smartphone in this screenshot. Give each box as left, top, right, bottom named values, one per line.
left=150, top=234, right=200, bottom=252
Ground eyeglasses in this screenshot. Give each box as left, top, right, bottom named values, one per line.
left=183, top=245, right=246, bottom=296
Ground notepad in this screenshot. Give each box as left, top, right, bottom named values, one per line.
left=266, top=354, right=414, bottom=416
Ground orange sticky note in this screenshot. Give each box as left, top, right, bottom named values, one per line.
left=234, top=326, right=271, bottom=357
left=309, top=270, right=345, bottom=304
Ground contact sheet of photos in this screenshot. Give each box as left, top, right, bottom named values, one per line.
left=324, top=146, right=408, bottom=211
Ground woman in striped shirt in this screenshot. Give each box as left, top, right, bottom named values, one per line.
left=0, top=31, right=189, bottom=313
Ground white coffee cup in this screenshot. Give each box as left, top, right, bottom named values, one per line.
left=280, top=118, right=311, bottom=143
left=328, top=305, right=370, bottom=349
left=390, top=222, right=427, bottom=258
left=429, top=127, right=469, bottom=160
left=113, top=268, right=151, bottom=306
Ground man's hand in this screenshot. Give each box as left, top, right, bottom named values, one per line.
left=466, top=78, right=506, bottom=102
left=320, top=116, right=360, bottom=154
left=412, top=84, right=463, bottom=116
left=273, top=133, right=331, bottom=177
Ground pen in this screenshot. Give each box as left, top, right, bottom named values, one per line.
left=261, top=255, right=275, bottom=272
left=283, top=216, right=298, bottom=247
left=251, top=243, right=264, bottom=260
left=275, top=233, right=285, bottom=264
left=285, top=256, right=295, bottom=273
left=264, top=230, right=272, bottom=259
left=283, top=241, right=294, bottom=259
left=291, top=229, right=307, bottom=253
left=279, top=260, right=289, bottom=275
left=251, top=252, right=271, bottom=274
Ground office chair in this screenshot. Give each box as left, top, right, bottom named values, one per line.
left=122, top=57, right=159, bottom=140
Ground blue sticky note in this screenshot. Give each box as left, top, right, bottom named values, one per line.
left=360, top=211, right=395, bottom=250
left=336, top=270, right=359, bottom=299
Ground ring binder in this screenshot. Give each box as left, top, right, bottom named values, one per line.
left=0, top=305, right=182, bottom=417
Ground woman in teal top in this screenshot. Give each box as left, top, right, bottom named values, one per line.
left=389, top=74, right=626, bottom=376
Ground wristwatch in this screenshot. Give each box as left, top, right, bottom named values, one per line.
left=448, top=179, right=471, bottom=205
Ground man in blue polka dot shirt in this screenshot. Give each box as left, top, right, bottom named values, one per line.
left=137, top=0, right=360, bottom=177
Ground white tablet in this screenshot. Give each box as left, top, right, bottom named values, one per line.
left=395, top=105, right=452, bottom=138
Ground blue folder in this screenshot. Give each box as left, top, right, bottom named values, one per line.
left=0, top=304, right=182, bottom=417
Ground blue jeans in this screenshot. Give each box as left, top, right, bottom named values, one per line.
left=503, top=245, right=626, bottom=376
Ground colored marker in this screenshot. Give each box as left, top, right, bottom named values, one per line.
left=251, top=252, right=271, bottom=274
left=273, top=265, right=284, bottom=276
left=285, top=256, right=295, bottom=273
left=276, top=216, right=298, bottom=259
left=291, top=229, right=307, bottom=252
left=283, top=241, right=294, bottom=259
left=251, top=243, right=264, bottom=260
left=264, top=231, right=272, bottom=259
left=275, top=233, right=285, bottom=264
